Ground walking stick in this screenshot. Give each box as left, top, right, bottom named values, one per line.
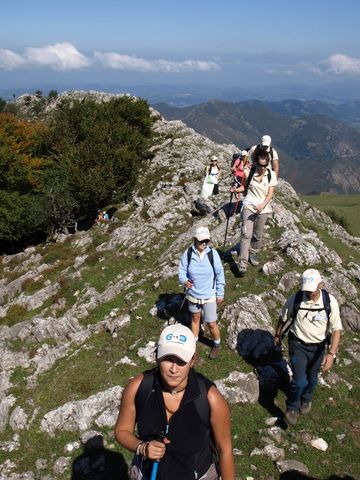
left=180, top=288, right=188, bottom=310
left=150, top=430, right=168, bottom=480
left=151, top=461, right=159, bottom=480
left=223, top=191, right=234, bottom=248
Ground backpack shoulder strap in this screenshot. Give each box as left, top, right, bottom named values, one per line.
left=279, top=290, right=303, bottom=339
left=269, top=146, right=274, bottom=160
left=207, top=247, right=216, bottom=289
left=194, top=373, right=210, bottom=425
left=186, top=247, right=193, bottom=277
left=291, top=290, right=303, bottom=321
left=243, top=166, right=256, bottom=196
left=135, top=369, right=156, bottom=421
left=321, top=289, right=331, bottom=320
left=267, top=168, right=271, bottom=183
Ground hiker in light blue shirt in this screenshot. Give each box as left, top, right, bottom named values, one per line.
left=178, top=226, right=225, bottom=360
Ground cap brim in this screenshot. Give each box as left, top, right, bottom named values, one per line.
left=157, top=346, right=194, bottom=363
left=301, top=282, right=318, bottom=292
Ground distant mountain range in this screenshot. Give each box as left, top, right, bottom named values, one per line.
left=154, top=100, right=360, bottom=194
left=2, top=78, right=360, bottom=107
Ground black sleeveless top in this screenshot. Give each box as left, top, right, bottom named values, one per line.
left=134, top=368, right=215, bottom=480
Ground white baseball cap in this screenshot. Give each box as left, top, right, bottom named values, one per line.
left=194, top=226, right=210, bottom=241
left=301, top=269, right=322, bottom=292
left=157, top=324, right=196, bottom=363
left=261, top=135, right=272, bottom=147
left=241, top=150, right=248, bottom=157
left=211, top=155, right=218, bottom=161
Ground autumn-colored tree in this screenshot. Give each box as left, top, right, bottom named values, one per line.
left=0, top=113, right=50, bottom=249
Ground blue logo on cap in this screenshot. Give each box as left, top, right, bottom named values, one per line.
left=165, top=333, right=187, bottom=343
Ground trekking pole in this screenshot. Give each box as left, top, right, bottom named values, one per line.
left=234, top=192, right=241, bottom=216
left=151, top=460, right=159, bottom=480
left=150, top=431, right=167, bottom=480
left=223, top=191, right=234, bottom=249
left=180, top=288, right=188, bottom=310
left=180, top=279, right=193, bottom=310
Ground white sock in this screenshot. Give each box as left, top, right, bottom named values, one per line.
left=213, top=339, right=221, bottom=346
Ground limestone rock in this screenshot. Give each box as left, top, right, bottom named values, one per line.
left=224, top=294, right=274, bottom=351
left=137, top=341, right=157, bottom=363
left=215, top=371, right=259, bottom=404
left=40, top=385, right=122, bottom=436
left=53, top=456, right=71, bottom=475
left=276, top=459, right=309, bottom=475
left=310, top=437, right=328, bottom=451
left=340, top=302, right=360, bottom=331
left=0, top=394, right=16, bottom=432
left=262, top=256, right=285, bottom=276
left=9, top=405, right=28, bottom=431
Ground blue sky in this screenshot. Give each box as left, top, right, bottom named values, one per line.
left=1, top=0, right=360, bottom=94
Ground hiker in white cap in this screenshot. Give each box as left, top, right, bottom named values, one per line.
left=274, top=269, right=342, bottom=426
left=230, top=149, right=277, bottom=275
left=178, top=226, right=225, bottom=360
left=115, top=324, right=235, bottom=479
left=247, top=134, right=279, bottom=177
left=201, top=155, right=221, bottom=199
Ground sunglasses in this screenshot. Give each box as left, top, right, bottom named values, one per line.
left=196, top=239, right=210, bottom=244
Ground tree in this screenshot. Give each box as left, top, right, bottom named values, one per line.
left=0, top=98, right=6, bottom=112
left=47, top=90, right=58, bottom=100
left=45, top=96, right=154, bottom=221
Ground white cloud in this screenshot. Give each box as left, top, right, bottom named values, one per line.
left=0, top=49, right=26, bottom=70
left=0, top=43, right=219, bottom=74
left=94, top=51, right=220, bottom=73
left=24, top=42, right=91, bottom=71
left=322, top=53, right=360, bottom=75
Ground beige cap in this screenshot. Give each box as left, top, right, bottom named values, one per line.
left=194, top=226, right=210, bottom=241
left=157, top=324, right=196, bottom=363
left=301, top=269, right=322, bottom=292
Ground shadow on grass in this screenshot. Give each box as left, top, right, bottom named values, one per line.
left=72, top=435, right=129, bottom=479
left=280, top=473, right=355, bottom=480
left=155, top=292, right=191, bottom=327
left=236, top=328, right=290, bottom=424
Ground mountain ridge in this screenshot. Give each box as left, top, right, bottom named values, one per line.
left=154, top=99, right=360, bottom=194
left=0, top=92, right=359, bottom=479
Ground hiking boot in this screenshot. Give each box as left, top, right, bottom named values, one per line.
left=249, top=253, right=259, bottom=266
left=238, top=265, right=247, bottom=275
left=300, top=401, right=312, bottom=415
left=209, top=345, right=220, bottom=360
left=284, top=410, right=299, bottom=426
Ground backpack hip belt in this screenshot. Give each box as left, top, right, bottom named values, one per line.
left=186, top=294, right=216, bottom=305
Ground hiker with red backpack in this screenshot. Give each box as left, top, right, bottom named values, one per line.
left=248, top=134, right=280, bottom=177
left=178, top=226, right=225, bottom=360
left=231, top=150, right=249, bottom=187
left=114, top=324, right=235, bottom=480
left=230, top=149, right=277, bottom=275
left=274, top=269, right=342, bottom=426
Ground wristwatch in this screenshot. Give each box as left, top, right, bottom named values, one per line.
left=328, top=352, right=337, bottom=359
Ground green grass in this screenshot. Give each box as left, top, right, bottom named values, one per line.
left=301, top=193, right=360, bottom=236
left=2, top=176, right=360, bottom=479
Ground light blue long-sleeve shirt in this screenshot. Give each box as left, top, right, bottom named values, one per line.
left=178, top=245, right=225, bottom=299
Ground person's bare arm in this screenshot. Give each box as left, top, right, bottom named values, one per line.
left=272, top=158, right=279, bottom=177
left=208, top=386, right=235, bottom=480
left=256, top=185, right=275, bottom=213
left=323, top=329, right=341, bottom=373
left=114, top=374, right=168, bottom=460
